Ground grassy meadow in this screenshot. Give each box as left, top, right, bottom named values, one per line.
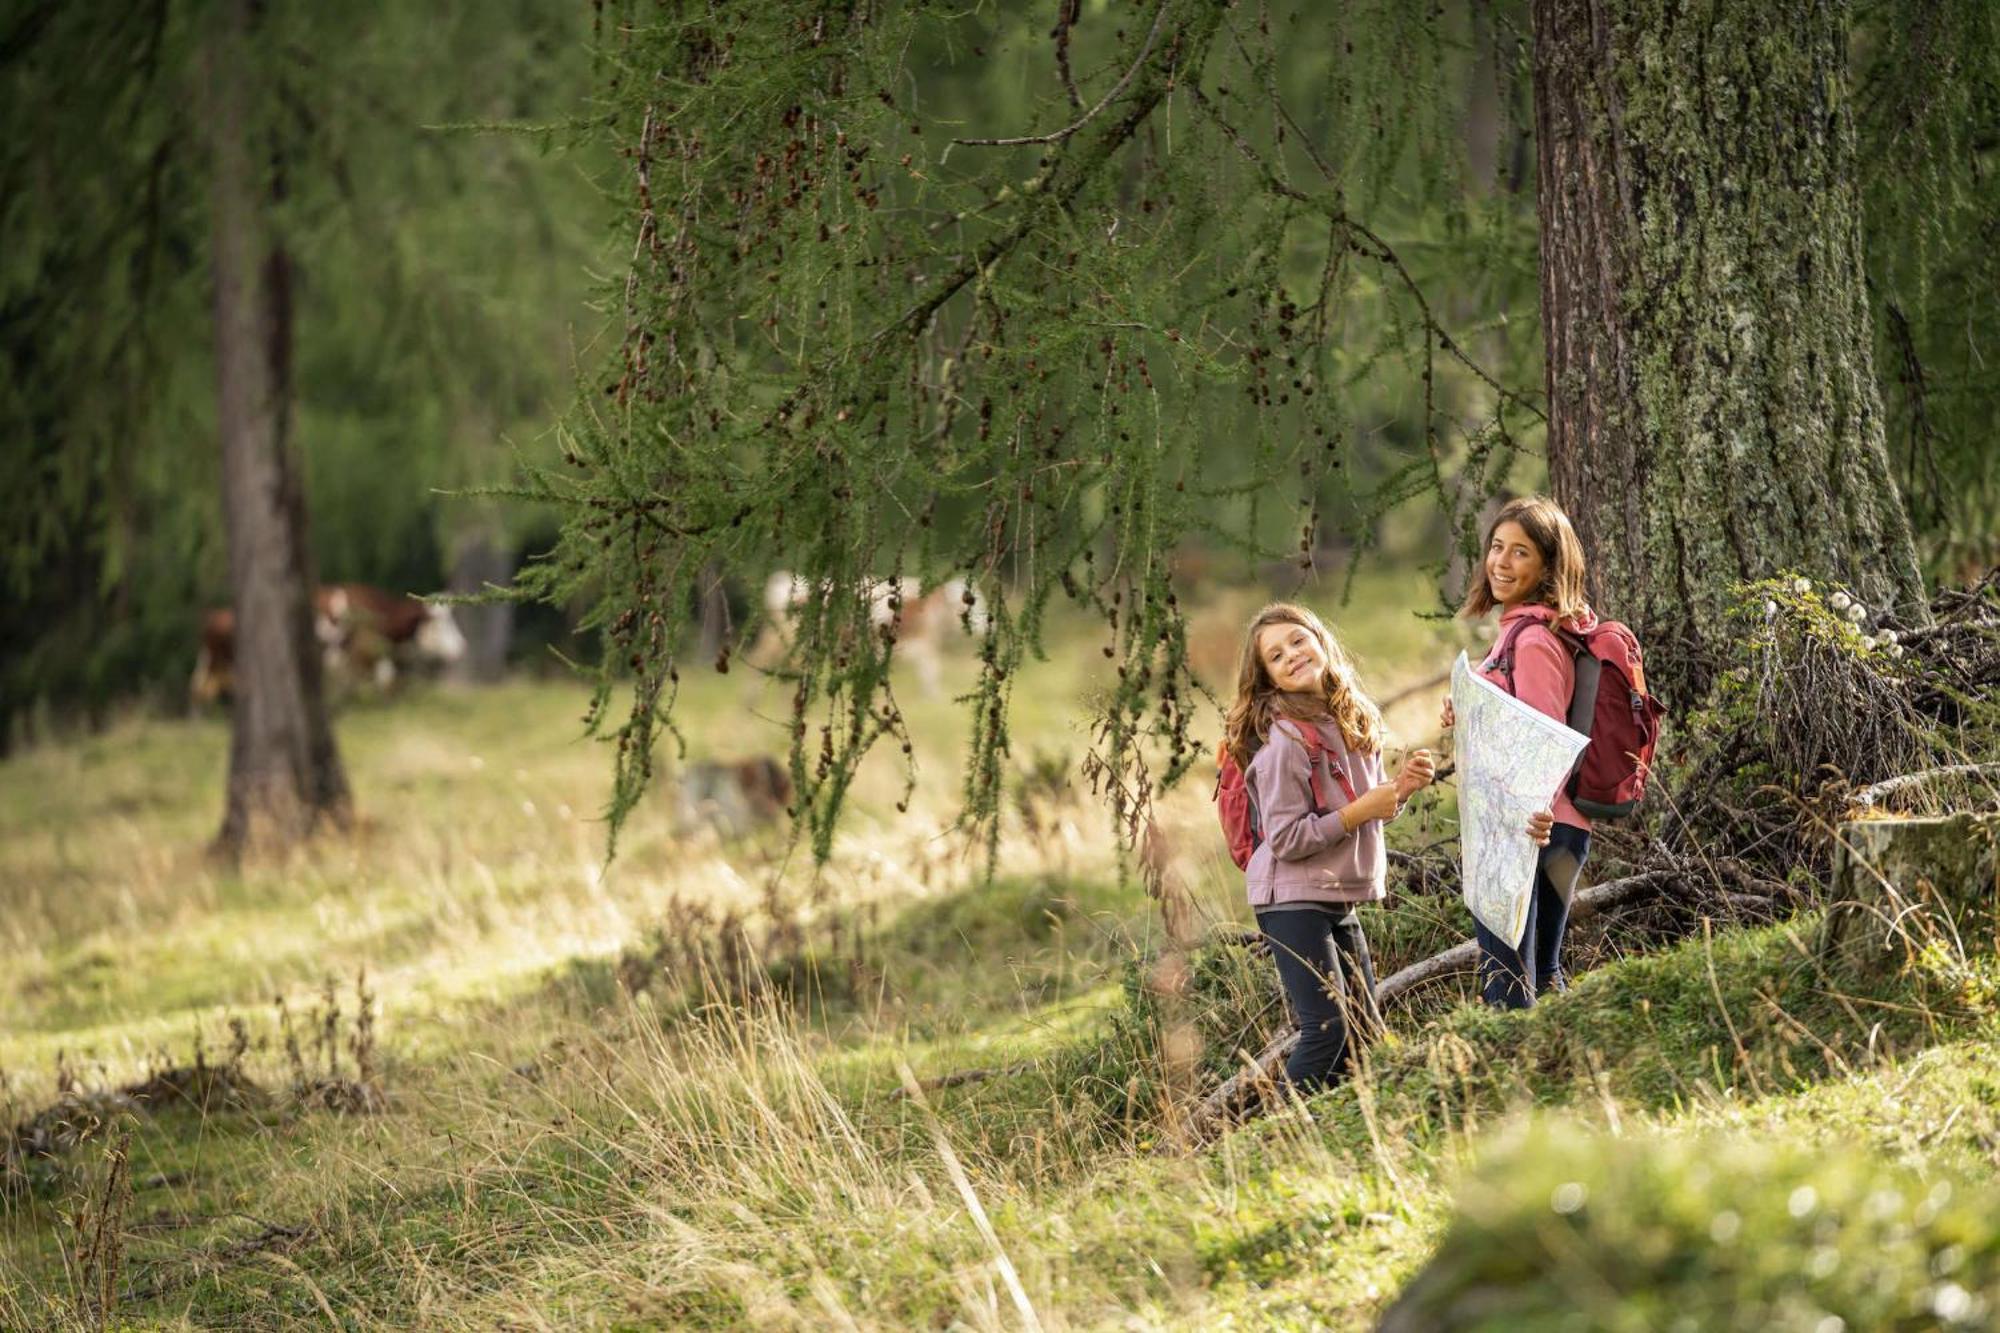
left=4, top=568, right=1998, bottom=1329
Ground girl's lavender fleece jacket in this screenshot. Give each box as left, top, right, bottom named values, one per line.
left=1243, top=718, right=1388, bottom=908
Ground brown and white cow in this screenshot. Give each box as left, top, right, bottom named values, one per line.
left=319, top=583, right=468, bottom=691
left=191, top=584, right=467, bottom=706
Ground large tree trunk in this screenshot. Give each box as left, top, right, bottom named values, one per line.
left=1533, top=0, right=1926, bottom=705
left=209, top=0, right=349, bottom=856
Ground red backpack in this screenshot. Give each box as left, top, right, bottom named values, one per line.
left=1214, top=720, right=1359, bottom=869
left=1491, top=616, right=1663, bottom=819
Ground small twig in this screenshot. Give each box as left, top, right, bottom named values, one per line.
left=954, top=0, right=1169, bottom=146
left=1900, top=615, right=2000, bottom=646
left=1716, top=892, right=1781, bottom=918
left=122, top=1220, right=312, bottom=1305
left=1374, top=938, right=1481, bottom=1009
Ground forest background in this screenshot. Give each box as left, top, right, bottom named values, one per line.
left=2, top=0, right=1999, bottom=1327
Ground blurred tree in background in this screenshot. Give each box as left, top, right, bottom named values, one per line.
left=1852, top=0, right=2000, bottom=584
left=204, top=0, right=352, bottom=851
left=0, top=0, right=605, bottom=749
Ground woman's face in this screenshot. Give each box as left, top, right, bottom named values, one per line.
left=1485, top=519, right=1547, bottom=611
left=1256, top=619, right=1330, bottom=693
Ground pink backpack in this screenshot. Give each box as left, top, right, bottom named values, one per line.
left=1214, top=719, right=1359, bottom=869
left=1492, top=616, right=1663, bottom=819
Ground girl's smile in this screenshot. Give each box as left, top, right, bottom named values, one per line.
left=1256, top=621, right=1329, bottom=692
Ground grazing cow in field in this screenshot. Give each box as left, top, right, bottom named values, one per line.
left=318, top=583, right=467, bottom=691
left=190, top=584, right=467, bottom=706
left=751, top=573, right=989, bottom=695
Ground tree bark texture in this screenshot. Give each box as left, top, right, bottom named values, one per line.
left=210, top=0, right=349, bottom=854
left=1533, top=0, right=1925, bottom=704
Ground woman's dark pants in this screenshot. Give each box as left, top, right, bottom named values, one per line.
left=1255, top=907, right=1381, bottom=1091
left=1476, top=822, right=1591, bottom=1010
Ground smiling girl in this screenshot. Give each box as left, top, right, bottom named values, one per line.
left=1222, top=604, right=1433, bottom=1092
left=1443, top=495, right=1595, bottom=1009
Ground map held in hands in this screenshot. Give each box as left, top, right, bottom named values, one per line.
left=1450, top=652, right=1591, bottom=949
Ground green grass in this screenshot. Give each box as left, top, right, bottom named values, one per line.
left=3, top=579, right=1995, bottom=1328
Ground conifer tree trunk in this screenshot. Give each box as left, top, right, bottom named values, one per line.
left=209, top=0, right=349, bottom=855
left=1533, top=0, right=1926, bottom=704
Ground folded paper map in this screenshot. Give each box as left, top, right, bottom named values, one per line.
left=1450, top=651, right=1591, bottom=948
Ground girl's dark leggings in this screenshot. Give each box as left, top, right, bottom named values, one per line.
left=1254, top=907, right=1381, bottom=1091
left=1476, top=821, right=1592, bottom=1010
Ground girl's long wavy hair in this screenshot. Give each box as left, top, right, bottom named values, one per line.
left=1223, top=603, right=1384, bottom=768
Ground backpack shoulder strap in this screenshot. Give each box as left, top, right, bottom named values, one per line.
left=1276, top=719, right=1358, bottom=807
left=1490, top=616, right=1544, bottom=696
left=1562, top=632, right=1602, bottom=738
left=1496, top=618, right=1600, bottom=737
left=1274, top=720, right=1333, bottom=810
left=1543, top=624, right=1600, bottom=733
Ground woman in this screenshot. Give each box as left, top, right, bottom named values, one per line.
left=1444, top=496, right=1593, bottom=1009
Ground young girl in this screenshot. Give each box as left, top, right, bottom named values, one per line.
left=1224, top=604, right=1434, bottom=1092
left=1444, top=495, right=1592, bottom=1009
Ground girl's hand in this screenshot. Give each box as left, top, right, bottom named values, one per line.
left=1395, top=748, right=1436, bottom=801
left=1439, top=698, right=1455, bottom=730
left=1525, top=809, right=1554, bottom=846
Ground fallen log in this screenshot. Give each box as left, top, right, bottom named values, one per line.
left=1183, top=870, right=1677, bottom=1141
left=1848, top=764, right=2000, bottom=813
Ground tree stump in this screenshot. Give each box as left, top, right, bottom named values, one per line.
left=1819, top=813, right=1999, bottom=974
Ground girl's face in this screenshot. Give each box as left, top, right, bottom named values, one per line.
left=1485, top=519, right=1547, bottom=611
left=1255, top=619, right=1330, bottom=693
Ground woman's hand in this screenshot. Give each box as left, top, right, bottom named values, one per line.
left=1395, top=748, right=1436, bottom=802
left=1439, top=698, right=1455, bottom=730
left=1525, top=809, right=1554, bottom=846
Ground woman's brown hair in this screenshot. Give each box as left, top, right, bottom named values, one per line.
left=1459, top=495, right=1592, bottom=622
left=1223, top=603, right=1384, bottom=768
